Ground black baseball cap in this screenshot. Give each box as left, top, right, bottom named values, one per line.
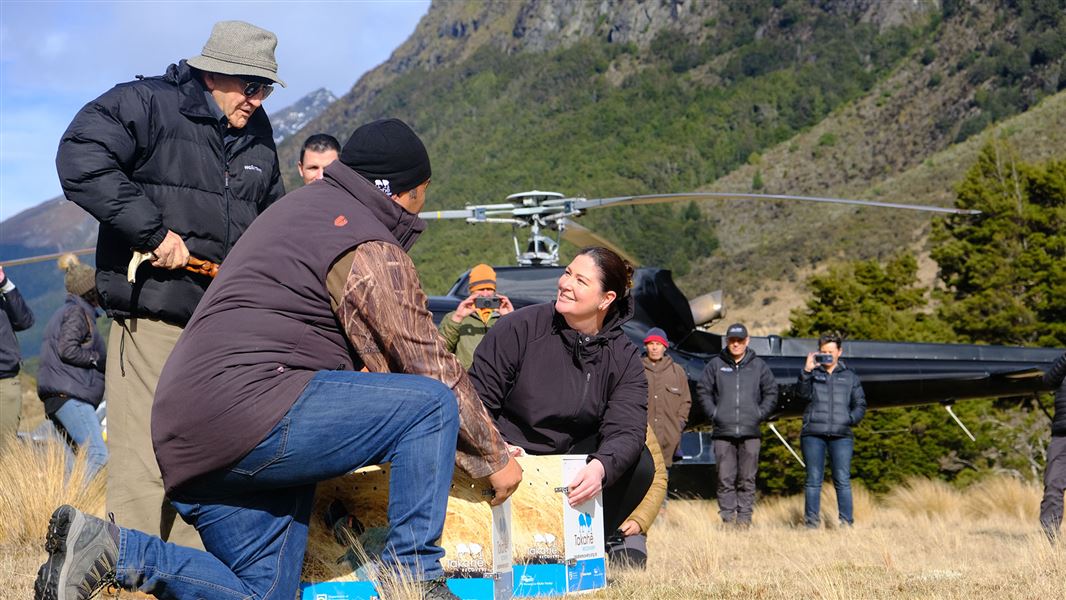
left=725, top=323, right=749, bottom=340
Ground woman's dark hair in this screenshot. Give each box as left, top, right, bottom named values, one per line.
left=577, top=246, right=634, bottom=320
left=818, top=331, right=844, bottom=350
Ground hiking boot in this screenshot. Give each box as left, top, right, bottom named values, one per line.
left=34, top=505, right=119, bottom=600
left=420, top=577, right=460, bottom=600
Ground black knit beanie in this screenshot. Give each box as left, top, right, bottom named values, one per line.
left=339, top=118, right=431, bottom=196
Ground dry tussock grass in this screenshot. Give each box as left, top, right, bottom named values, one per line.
left=0, top=440, right=103, bottom=545
left=0, top=446, right=1062, bottom=600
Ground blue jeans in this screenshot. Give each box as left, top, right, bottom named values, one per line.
left=52, top=399, right=108, bottom=481
left=801, top=435, right=854, bottom=527
left=114, top=371, right=460, bottom=599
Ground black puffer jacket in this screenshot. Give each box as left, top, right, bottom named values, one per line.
left=469, top=299, right=648, bottom=487
left=797, top=362, right=866, bottom=437
left=37, top=294, right=106, bottom=412
left=1046, top=352, right=1066, bottom=437
left=697, top=348, right=778, bottom=439
left=0, top=277, right=34, bottom=378
left=56, top=60, right=284, bottom=326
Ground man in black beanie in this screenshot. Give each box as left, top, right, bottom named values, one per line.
left=36, top=117, right=523, bottom=599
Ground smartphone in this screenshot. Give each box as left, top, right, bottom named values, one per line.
left=474, top=296, right=502, bottom=310
left=815, top=353, right=834, bottom=365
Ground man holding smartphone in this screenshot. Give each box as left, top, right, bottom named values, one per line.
left=438, top=263, right=514, bottom=368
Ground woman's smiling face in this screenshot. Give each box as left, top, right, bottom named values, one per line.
left=555, top=254, right=615, bottom=319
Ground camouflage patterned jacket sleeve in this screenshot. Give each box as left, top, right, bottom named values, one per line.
left=329, top=241, right=510, bottom=479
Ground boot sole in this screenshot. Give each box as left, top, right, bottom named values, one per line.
left=34, top=506, right=85, bottom=600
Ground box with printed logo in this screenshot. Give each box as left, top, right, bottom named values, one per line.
left=298, top=455, right=604, bottom=599
left=299, top=463, right=513, bottom=600
left=510, top=454, right=606, bottom=597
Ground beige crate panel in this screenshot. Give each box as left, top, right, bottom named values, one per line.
left=302, top=455, right=573, bottom=583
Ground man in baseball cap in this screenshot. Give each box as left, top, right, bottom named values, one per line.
left=697, top=322, right=778, bottom=527
left=51, top=19, right=287, bottom=559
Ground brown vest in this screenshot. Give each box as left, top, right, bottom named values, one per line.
left=152, top=162, right=424, bottom=491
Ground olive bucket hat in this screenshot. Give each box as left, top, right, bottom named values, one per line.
left=187, top=20, right=286, bottom=86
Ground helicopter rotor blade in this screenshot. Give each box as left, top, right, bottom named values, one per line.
left=558, top=219, right=640, bottom=265
left=569, top=192, right=981, bottom=215
left=0, top=247, right=95, bottom=268
left=418, top=209, right=481, bottom=220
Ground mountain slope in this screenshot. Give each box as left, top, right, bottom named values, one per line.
left=278, top=0, right=1065, bottom=301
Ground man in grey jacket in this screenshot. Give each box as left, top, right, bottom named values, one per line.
left=698, top=323, right=777, bottom=526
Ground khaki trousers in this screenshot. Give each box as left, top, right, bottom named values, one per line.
left=0, top=375, right=21, bottom=447
left=107, top=318, right=202, bottom=549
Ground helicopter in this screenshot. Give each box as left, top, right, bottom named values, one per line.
left=418, top=190, right=1064, bottom=474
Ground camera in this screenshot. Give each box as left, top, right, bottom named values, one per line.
left=815, top=353, right=834, bottom=366
left=474, top=296, right=502, bottom=310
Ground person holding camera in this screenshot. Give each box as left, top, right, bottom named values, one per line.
left=797, top=332, right=866, bottom=528
left=438, top=263, right=514, bottom=369
left=698, top=323, right=777, bottom=526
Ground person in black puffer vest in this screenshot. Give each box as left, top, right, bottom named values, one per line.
left=54, top=20, right=286, bottom=548
left=1040, top=351, right=1066, bottom=542
left=796, top=332, right=866, bottom=528
left=37, top=256, right=107, bottom=480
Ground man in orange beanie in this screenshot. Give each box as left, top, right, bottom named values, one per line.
left=438, top=264, right=514, bottom=368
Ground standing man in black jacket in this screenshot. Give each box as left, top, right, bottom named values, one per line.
left=698, top=323, right=777, bottom=526
left=55, top=20, right=285, bottom=547
left=0, top=265, right=34, bottom=448
left=797, top=332, right=866, bottom=528
left=1040, top=351, right=1066, bottom=542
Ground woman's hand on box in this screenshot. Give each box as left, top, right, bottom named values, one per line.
left=567, top=459, right=605, bottom=507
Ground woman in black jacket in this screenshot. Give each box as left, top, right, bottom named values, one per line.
left=37, top=257, right=108, bottom=480
left=469, top=247, right=652, bottom=534
left=796, top=332, right=866, bottom=528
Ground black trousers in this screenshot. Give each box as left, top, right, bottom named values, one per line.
left=1041, top=435, right=1066, bottom=541
left=569, top=436, right=655, bottom=534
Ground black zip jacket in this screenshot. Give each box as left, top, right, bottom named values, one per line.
left=469, top=299, right=648, bottom=487
left=697, top=348, right=777, bottom=439
left=56, top=60, right=284, bottom=326
left=0, top=277, right=34, bottom=377
left=797, top=362, right=867, bottom=438
left=1045, top=352, right=1066, bottom=437
left=37, top=294, right=106, bottom=413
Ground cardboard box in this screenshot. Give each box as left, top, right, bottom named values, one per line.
left=510, top=455, right=606, bottom=597
left=299, top=463, right=512, bottom=600
left=299, top=455, right=605, bottom=599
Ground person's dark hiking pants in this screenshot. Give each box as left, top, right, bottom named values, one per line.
left=1041, top=435, right=1066, bottom=542
left=712, top=437, right=761, bottom=523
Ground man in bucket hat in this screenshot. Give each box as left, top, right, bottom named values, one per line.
left=54, top=20, right=286, bottom=550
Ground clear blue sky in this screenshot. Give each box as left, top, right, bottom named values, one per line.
left=0, top=0, right=430, bottom=222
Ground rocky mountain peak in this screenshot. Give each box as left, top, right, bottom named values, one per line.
left=270, top=87, right=338, bottom=144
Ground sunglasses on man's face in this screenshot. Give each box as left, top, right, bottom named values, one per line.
left=241, top=80, right=274, bottom=100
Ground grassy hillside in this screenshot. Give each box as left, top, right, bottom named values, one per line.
left=279, top=1, right=1065, bottom=300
